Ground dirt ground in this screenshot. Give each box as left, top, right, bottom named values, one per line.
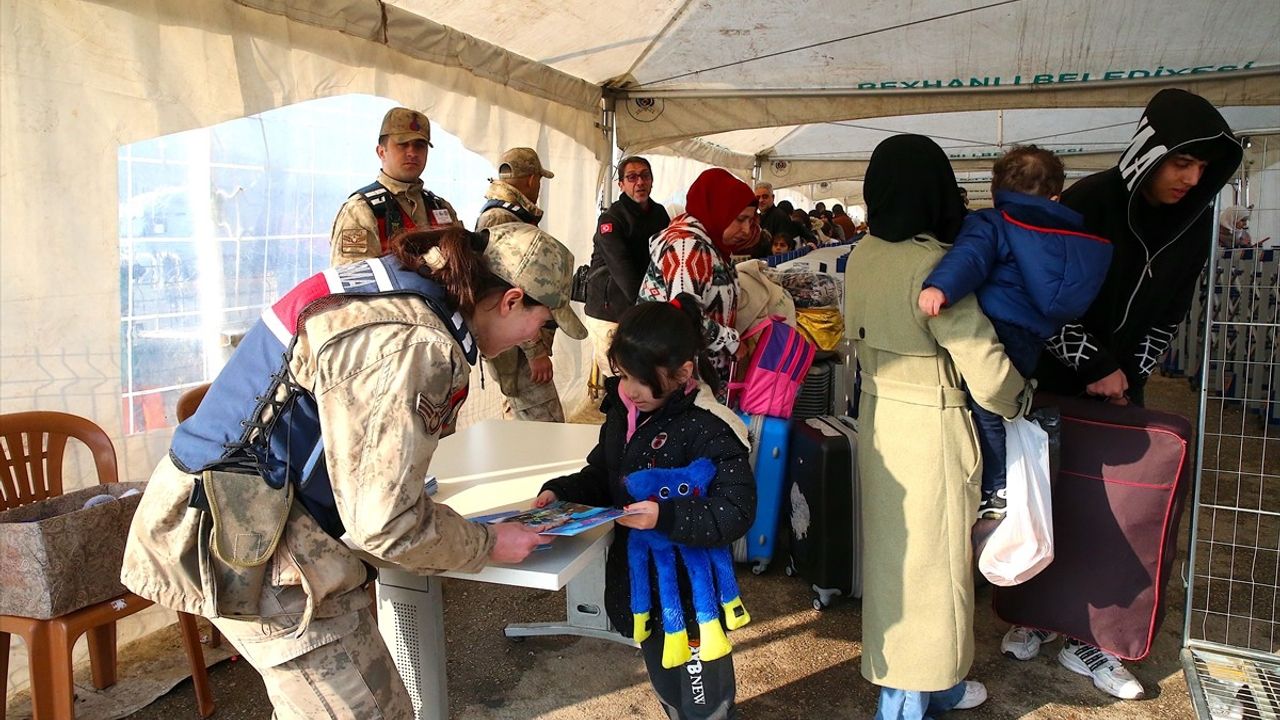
left=12, top=375, right=1244, bottom=719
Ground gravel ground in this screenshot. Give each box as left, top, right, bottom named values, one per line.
left=40, top=375, right=1228, bottom=719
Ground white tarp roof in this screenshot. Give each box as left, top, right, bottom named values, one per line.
left=353, top=0, right=1280, bottom=188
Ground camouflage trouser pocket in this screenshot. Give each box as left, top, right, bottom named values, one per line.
left=199, top=470, right=292, bottom=618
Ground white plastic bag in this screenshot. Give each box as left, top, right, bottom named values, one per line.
left=979, top=416, right=1054, bottom=586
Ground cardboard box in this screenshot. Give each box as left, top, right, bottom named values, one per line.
left=0, top=482, right=146, bottom=619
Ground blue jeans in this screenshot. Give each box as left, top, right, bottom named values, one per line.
left=874, top=681, right=967, bottom=720
left=971, top=319, right=1043, bottom=496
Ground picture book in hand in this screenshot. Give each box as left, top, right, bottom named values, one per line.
left=470, top=501, right=634, bottom=537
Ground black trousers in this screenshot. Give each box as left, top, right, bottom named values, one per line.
left=640, top=631, right=738, bottom=720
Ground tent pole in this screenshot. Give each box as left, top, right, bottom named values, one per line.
left=996, top=109, right=1004, bottom=150
left=601, top=97, right=617, bottom=209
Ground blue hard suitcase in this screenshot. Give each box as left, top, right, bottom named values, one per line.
left=734, top=411, right=790, bottom=574
left=785, top=415, right=862, bottom=610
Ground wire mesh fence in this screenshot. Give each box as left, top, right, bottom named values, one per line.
left=1181, top=135, right=1280, bottom=719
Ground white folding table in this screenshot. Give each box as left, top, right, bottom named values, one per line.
left=364, top=419, right=633, bottom=720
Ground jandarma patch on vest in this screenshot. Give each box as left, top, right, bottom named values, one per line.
left=340, top=229, right=366, bottom=254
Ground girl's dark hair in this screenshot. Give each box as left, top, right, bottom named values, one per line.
left=390, top=227, right=514, bottom=314
left=609, top=293, right=721, bottom=397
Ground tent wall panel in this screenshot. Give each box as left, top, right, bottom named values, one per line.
left=1, top=0, right=604, bottom=697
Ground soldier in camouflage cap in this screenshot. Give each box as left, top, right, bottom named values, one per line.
left=328, top=106, right=462, bottom=267
left=475, top=154, right=573, bottom=422
left=483, top=222, right=587, bottom=341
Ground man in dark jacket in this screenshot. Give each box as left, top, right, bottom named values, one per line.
left=1037, top=88, right=1242, bottom=408
left=755, top=182, right=790, bottom=237
left=1006, top=88, right=1242, bottom=700
left=583, top=156, right=671, bottom=375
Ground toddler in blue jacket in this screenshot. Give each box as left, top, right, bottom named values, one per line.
left=918, top=146, right=1112, bottom=518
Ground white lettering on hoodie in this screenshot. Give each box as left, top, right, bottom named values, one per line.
left=1118, top=116, right=1167, bottom=192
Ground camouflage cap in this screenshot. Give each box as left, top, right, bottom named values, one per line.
left=498, top=147, right=554, bottom=179
left=482, top=223, right=586, bottom=339
left=380, top=107, right=433, bottom=146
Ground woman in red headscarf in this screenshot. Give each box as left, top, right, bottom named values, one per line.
left=637, top=168, right=759, bottom=393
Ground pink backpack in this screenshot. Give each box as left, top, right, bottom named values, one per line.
left=728, top=315, right=817, bottom=418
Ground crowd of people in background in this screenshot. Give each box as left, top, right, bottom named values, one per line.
left=123, top=86, right=1248, bottom=720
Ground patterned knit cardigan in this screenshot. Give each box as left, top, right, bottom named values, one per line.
left=638, top=214, right=740, bottom=385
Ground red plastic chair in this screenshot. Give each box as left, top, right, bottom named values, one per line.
left=0, top=411, right=214, bottom=719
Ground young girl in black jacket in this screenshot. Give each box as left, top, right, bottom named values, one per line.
left=536, top=293, right=755, bottom=720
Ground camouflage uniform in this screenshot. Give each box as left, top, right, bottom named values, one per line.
left=474, top=149, right=564, bottom=423
left=330, top=170, right=461, bottom=266
left=124, top=296, right=487, bottom=719
left=330, top=106, right=465, bottom=263
left=122, top=224, right=587, bottom=719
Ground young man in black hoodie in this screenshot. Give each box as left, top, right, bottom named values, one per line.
left=1003, top=88, right=1242, bottom=699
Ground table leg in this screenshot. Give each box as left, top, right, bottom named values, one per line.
left=503, top=548, right=637, bottom=647
left=375, top=569, right=448, bottom=720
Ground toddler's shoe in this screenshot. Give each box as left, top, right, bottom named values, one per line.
left=978, top=488, right=1008, bottom=520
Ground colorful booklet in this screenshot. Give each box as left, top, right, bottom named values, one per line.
left=471, top=501, right=635, bottom=537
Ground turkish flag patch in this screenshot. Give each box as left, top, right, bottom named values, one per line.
left=600, top=222, right=614, bottom=234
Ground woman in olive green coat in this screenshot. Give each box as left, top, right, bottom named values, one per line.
left=845, top=135, right=1030, bottom=719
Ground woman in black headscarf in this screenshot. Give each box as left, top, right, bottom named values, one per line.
left=844, top=135, right=1030, bottom=719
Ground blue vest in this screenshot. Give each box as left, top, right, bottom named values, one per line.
left=170, top=257, right=477, bottom=537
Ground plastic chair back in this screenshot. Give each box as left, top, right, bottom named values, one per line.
left=0, top=411, right=118, bottom=511
left=176, top=383, right=211, bottom=423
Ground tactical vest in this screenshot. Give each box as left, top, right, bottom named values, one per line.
left=354, top=181, right=452, bottom=253
left=170, top=256, right=477, bottom=537
left=479, top=198, right=540, bottom=226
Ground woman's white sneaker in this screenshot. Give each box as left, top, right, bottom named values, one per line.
left=1000, top=626, right=1059, bottom=661
left=952, top=681, right=989, bottom=710
left=1057, top=640, right=1145, bottom=700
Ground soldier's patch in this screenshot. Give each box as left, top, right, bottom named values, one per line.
left=600, top=222, right=614, bottom=234
left=340, top=229, right=367, bottom=256
left=416, top=386, right=468, bottom=436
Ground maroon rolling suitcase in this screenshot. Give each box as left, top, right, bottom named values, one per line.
left=991, top=393, right=1192, bottom=661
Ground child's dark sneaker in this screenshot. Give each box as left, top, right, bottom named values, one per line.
left=978, top=488, right=1007, bottom=520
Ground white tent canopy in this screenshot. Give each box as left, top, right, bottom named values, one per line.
left=4, top=0, right=1279, bottom=700
left=360, top=0, right=1280, bottom=179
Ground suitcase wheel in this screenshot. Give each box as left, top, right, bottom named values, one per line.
left=752, top=561, right=768, bottom=575
left=784, top=561, right=795, bottom=577
left=812, top=596, right=826, bottom=612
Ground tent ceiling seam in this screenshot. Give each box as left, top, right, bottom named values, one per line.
left=630, top=0, right=1026, bottom=89
left=825, top=120, right=990, bottom=147
left=619, top=0, right=699, bottom=84
left=755, top=125, right=806, bottom=159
